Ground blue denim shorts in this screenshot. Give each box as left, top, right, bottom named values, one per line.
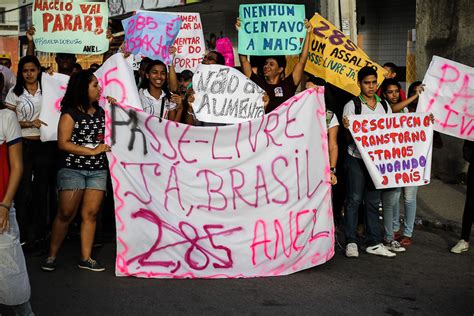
left=57, top=168, right=108, bottom=191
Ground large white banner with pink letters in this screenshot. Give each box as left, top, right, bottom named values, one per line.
left=39, top=72, right=69, bottom=141
left=417, top=56, right=474, bottom=141
left=106, top=87, right=335, bottom=278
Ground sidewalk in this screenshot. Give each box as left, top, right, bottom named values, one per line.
left=415, top=178, right=467, bottom=234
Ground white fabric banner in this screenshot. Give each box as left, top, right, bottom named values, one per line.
left=39, top=72, right=69, bottom=141
left=95, top=53, right=143, bottom=110
left=348, top=113, right=433, bottom=189
left=173, top=12, right=205, bottom=73
left=192, top=64, right=265, bottom=124
left=417, top=56, right=474, bottom=141
left=106, top=87, right=334, bottom=278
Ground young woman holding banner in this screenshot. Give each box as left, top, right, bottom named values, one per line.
left=236, top=18, right=312, bottom=113
left=381, top=79, right=425, bottom=248
left=42, top=70, right=111, bottom=272
left=139, top=59, right=183, bottom=122
left=5, top=55, right=57, bottom=252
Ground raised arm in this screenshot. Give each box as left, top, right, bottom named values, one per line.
left=390, top=84, right=424, bottom=113
left=292, top=19, right=312, bottom=86
left=26, top=26, right=35, bottom=56
left=235, top=17, right=253, bottom=78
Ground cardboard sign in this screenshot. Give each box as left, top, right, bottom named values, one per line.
left=122, top=11, right=181, bottom=65
left=417, top=56, right=474, bottom=141
left=305, top=14, right=386, bottom=96
left=348, top=113, right=433, bottom=189
left=216, top=37, right=235, bottom=67
left=39, top=72, right=69, bottom=141
left=32, top=0, right=109, bottom=54
left=95, top=53, right=143, bottom=111
left=105, top=87, right=334, bottom=278
left=192, top=64, right=265, bottom=124
left=238, top=4, right=306, bottom=56
left=173, top=12, right=206, bottom=72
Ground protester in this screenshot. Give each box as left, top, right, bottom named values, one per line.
left=377, top=62, right=406, bottom=100
left=4, top=56, right=56, bottom=251
left=139, top=59, right=182, bottom=121
left=72, top=63, right=83, bottom=74
left=202, top=51, right=226, bottom=65
left=342, top=66, right=396, bottom=258
left=451, top=140, right=474, bottom=254
left=0, top=73, right=34, bottom=315
left=306, top=75, right=338, bottom=185
left=0, top=54, right=12, bottom=69
left=237, top=18, right=311, bottom=113
left=379, top=79, right=426, bottom=250
left=177, top=70, right=193, bottom=96
left=42, top=70, right=110, bottom=272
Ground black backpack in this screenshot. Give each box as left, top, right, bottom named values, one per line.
left=352, top=96, right=389, bottom=115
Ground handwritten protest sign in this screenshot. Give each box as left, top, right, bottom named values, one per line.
left=417, top=56, right=474, bottom=141
left=39, top=54, right=142, bottom=141
left=32, top=0, right=109, bottom=54
left=216, top=37, right=235, bottom=67
left=192, top=64, right=265, bottom=124
left=122, top=11, right=181, bottom=65
left=172, top=12, right=205, bottom=72
left=238, top=4, right=306, bottom=56
left=95, top=53, right=143, bottom=111
left=348, top=113, right=433, bottom=189
left=105, top=88, right=334, bottom=278
left=39, top=73, right=69, bottom=141
left=305, top=14, right=386, bottom=96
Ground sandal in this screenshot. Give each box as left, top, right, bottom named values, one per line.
left=399, top=236, right=412, bottom=247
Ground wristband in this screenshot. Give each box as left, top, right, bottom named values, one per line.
left=0, top=203, right=10, bottom=210
left=330, top=167, right=336, bottom=174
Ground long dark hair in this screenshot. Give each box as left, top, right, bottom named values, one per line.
left=140, top=59, right=171, bottom=99
left=61, top=69, right=98, bottom=113
left=13, top=55, right=42, bottom=97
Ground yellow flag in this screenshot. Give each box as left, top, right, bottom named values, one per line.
left=304, top=14, right=387, bottom=96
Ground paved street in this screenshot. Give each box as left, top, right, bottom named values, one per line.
left=1, top=225, right=472, bottom=315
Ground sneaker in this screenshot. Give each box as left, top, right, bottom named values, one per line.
left=78, top=258, right=105, bottom=272
left=366, top=243, right=396, bottom=258
left=385, top=240, right=406, bottom=253
left=450, top=239, right=469, bottom=254
left=41, top=257, right=57, bottom=272
left=394, top=230, right=402, bottom=241
left=399, top=236, right=412, bottom=247
left=345, top=242, right=359, bottom=258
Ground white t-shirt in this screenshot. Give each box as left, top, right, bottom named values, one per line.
left=343, top=96, right=392, bottom=158
left=5, top=87, right=43, bottom=138
left=326, top=110, right=339, bottom=130
left=0, top=108, right=21, bottom=145
left=0, top=65, right=16, bottom=103
left=139, top=88, right=177, bottom=119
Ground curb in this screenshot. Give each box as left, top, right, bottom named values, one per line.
left=415, top=216, right=462, bottom=235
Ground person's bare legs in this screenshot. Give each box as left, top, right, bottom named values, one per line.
left=48, top=190, right=83, bottom=258
left=80, top=189, right=105, bottom=260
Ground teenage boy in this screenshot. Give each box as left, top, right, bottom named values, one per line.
left=342, top=66, right=395, bottom=258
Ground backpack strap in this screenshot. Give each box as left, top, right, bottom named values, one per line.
left=352, top=96, right=362, bottom=115
left=380, top=99, right=389, bottom=113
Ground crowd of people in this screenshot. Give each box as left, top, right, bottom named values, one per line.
left=0, top=14, right=472, bottom=315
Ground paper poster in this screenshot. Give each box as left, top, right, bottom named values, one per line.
left=238, top=4, right=306, bottom=56
left=32, top=0, right=109, bottom=54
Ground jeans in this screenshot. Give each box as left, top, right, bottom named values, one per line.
left=461, top=163, right=474, bottom=242
left=382, top=188, right=401, bottom=241
left=14, top=139, right=56, bottom=243
left=344, top=154, right=382, bottom=246
left=394, top=186, right=419, bottom=238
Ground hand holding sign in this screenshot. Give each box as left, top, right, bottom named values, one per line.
left=122, top=11, right=181, bottom=65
